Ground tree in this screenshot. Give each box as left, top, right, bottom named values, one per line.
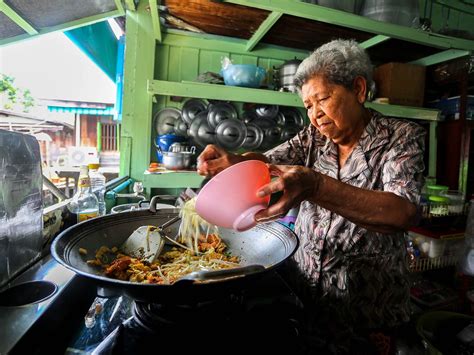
left=0, top=74, right=35, bottom=112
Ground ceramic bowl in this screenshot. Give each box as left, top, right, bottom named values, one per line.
left=195, top=160, right=270, bottom=231
left=220, top=64, right=266, bottom=88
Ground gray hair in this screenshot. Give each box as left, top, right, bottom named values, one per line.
left=294, top=39, right=374, bottom=95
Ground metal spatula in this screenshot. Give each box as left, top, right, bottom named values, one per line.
left=121, top=215, right=181, bottom=263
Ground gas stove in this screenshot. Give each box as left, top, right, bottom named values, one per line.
left=66, top=270, right=305, bottom=354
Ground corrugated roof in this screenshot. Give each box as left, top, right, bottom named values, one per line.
left=47, top=105, right=115, bottom=115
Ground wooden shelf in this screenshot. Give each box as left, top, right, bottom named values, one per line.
left=148, top=79, right=441, bottom=121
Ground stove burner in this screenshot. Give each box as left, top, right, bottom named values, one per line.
left=72, top=272, right=306, bottom=354
left=132, top=295, right=244, bottom=331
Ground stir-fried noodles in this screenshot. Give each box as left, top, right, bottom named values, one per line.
left=178, top=197, right=218, bottom=253
left=86, top=198, right=239, bottom=284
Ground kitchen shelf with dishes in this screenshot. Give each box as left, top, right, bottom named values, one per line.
left=406, top=183, right=469, bottom=273
left=148, top=80, right=442, bottom=122
left=407, top=225, right=465, bottom=273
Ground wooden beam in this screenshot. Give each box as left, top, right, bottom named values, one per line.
left=125, top=0, right=137, bottom=11
left=149, top=0, right=162, bottom=42
left=410, top=49, right=470, bottom=66
left=246, top=11, right=282, bottom=52
left=0, top=9, right=123, bottom=46
left=114, top=0, right=126, bottom=15
left=434, top=0, right=474, bottom=16
left=0, top=0, right=38, bottom=35
left=222, top=0, right=474, bottom=51
left=359, top=35, right=390, bottom=49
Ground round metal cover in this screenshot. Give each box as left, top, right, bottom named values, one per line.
left=280, top=108, right=305, bottom=128
left=174, top=118, right=188, bottom=136
left=253, top=116, right=276, bottom=130
left=280, top=126, right=300, bottom=142
left=187, top=111, right=207, bottom=139
left=154, top=107, right=181, bottom=135
left=207, top=102, right=238, bottom=128
left=242, top=123, right=264, bottom=150
left=215, top=118, right=247, bottom=151
left=242, top=110, right=258, bottom=124
left=182, top=99, right=207, bottom=125
left=255, top=104, right=279, bottom=119
left=261, top=126, right=282, bottom=150
left=195, top=119, right=216, bottom=148
left=274, top=112, right=286, bottom=126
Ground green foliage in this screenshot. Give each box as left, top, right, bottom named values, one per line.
left=0, top=74, right=35, bottom=112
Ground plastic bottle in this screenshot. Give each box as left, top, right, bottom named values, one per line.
left=68, top=166, right=99, bottom=223
left=88, top=163, right=106, bottom=216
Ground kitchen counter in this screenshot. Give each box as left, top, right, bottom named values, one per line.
left=0, top=254, right=96, bottom=354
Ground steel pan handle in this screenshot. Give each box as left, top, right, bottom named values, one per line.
left=176, top=264, right=265, bottom=283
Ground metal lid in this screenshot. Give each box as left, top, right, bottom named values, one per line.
left=154, top=107, right=181, bottom=135
left=255, top=104, right=279, bottom=119
left=280, top=126, right=300, bottom=141
left=207, top=102, right=238, bottom=128
left=280, top=107, right=305, bottom=128
left=274, top=112, right=286, bottom=126
left=241, top=110, right=258, bottom=124
left=182, top=99, right=207, bottom=125
left=253, top=116, right=276, bottom=130
left=261, top=126, right=282, bottom=150
left=215, top=118, right=247, bottom=151
left=188, top=112, right=216, bottom=148
left=242, top=123, right=264, bottom=150
left=187, top=111, right=207, bottom=139
left=174, top=118, right=189, bottom=136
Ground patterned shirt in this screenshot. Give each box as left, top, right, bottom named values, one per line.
left=265, top=109, right=425, bottom=330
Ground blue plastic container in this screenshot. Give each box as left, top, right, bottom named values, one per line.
left=220, top=64, right=266, bottom=88
left=155, top=134, right=186, bottom=162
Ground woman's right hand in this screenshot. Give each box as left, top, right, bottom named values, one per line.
left=196, top=144, right=243, bottom=177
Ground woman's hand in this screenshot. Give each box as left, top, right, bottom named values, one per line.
left=254, top=164, right=320, bottom=222
left=196, top=144, right=243, bottom=177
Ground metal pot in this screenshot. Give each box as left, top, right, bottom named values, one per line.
left=154, top=140, right=196, bottom=170
left=51, top=197, right=299, bottom=303
left=110, top=201, right=175, bottom=214
left=274, top=58, right=302, bottom=93
left=162, top=149, right=196, bottom=170
left=169, top=142, right=194, bottom=153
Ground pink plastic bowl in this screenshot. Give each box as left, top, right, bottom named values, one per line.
left=195, top=160, right=270, bottom=231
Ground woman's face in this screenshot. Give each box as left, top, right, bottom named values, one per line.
left=301, top=74, right=366, bottom=145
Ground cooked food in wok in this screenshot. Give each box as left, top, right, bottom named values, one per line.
left=86, top=198, right=240, bottom=284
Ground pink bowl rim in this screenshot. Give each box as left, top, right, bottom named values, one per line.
left=196, top=159, right=269, bottom=203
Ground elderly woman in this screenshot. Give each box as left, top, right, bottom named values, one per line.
left=197, top=39, right=425, bottom=353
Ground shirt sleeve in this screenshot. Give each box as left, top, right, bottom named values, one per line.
left=382, top=123, right=426, bottom=205
left=264, top=126, right=312, bottom=165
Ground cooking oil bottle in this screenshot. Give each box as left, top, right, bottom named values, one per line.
left=68, top=166, right=99, bottom=223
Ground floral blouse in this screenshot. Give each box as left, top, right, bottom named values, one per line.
left=265, top=109, right=425, bottom=331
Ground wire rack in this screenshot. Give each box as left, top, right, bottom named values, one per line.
left=410, top=255, right=458, bottom=272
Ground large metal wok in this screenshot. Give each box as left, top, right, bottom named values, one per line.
left=51, top=203, right=298, bottom=304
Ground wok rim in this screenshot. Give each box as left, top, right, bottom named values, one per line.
left=51, top=209, right=299, bottom=288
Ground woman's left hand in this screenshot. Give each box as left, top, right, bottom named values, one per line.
left=254, top=164, right=320, bottom=223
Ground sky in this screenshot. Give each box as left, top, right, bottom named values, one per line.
left=0, top=32, right=116, bottom=104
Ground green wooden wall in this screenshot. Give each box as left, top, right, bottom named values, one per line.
left=149, top=31, right=309, bottom=163
left=419, top=0, right=474, bottom=36
left=121, top=0, right=473, bottom=188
